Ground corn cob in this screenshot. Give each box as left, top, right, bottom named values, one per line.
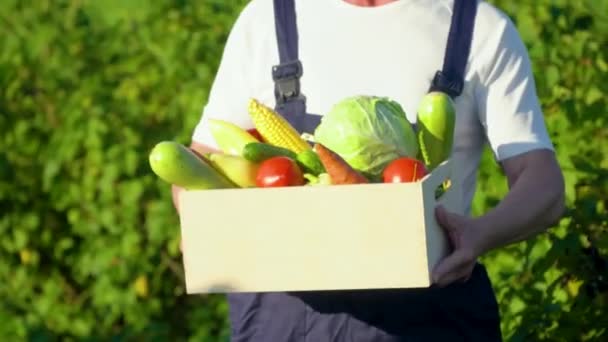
left=247, top=98, right=311, bottom=153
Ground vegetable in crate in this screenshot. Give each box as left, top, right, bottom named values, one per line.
left=416, top=91, right=456, bottom=170
left=148, top=141, right=236, bottom=189
left=296, top=149, right=326, bottom=176
left=304, top=173, right=332, bottom=186
left=256, top=156, right=305, bottom=187
left=208, top=118, right=259, bottom=156
left=313, top=95, right=418, bottom=178
left=382, top=157, right=428, bottom=183
left=314, top=143, right=368, bottom=185
left=207, top=153, right=259, bottom=188
left=248, top=98, right=311, bottom=154
left=247, top=128, right=265, bottom=142
left=242, top=142, right=297, bottom=162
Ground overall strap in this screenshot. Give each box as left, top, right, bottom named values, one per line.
left=429, top=0, right=478, bottom=98
left=272, top=0, right=304, bottom=105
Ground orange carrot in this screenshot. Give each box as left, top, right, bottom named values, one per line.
left=314, top=143, right=369, bottom=184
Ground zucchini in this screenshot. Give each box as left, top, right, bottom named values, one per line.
left=148, top=141, right=236, bottom=190
left=242, top=142, right=297, bottom=162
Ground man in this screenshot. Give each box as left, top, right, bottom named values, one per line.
left=173, top=0, right=565, bottom=340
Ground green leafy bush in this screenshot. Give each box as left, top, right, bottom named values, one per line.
left=0, top=0, right=606, bottom=341
left=476, top=0, right=608, bottom=340
left=0, top=1, right=246, bottom=340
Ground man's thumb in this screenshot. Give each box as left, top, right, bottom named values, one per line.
left=435, top=205, right=457, bottom=232
left=435, top=205, right=462, bottom=250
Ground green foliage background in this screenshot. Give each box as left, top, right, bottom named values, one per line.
left=0, top=0, right=606, bottom=341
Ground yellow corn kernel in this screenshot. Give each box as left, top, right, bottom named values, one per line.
left=247, top=98, right=311, bottom=154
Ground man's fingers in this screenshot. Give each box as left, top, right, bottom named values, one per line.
left=432, top=254, right=464, bottom=284
left=432, top=206, right=478, bottom=286
left=460, top=271, right=473, bottom=283
left=435, top=270, right=466, bottom=287
left=432, top=249, right=474, bottom=285
left=434, top=261, right=472, bottom=287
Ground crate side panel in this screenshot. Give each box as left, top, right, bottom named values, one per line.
left=179, top=184, right=430, bottom=293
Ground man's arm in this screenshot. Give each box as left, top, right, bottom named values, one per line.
left=174, top=0, right=262, bottom=213
left=432, top=149, right=565, bottom=286
left=173, top=2, right=260, bottom=252
left=432, top=5, right=566, bottom=285
left=466, top=5, right=566, bottom=254
left=472, top=148, right=565, bottom=255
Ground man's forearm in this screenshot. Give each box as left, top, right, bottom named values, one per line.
left=473, top=162, right=566, bottom=255
left=172, top=185, right=182, bottom=213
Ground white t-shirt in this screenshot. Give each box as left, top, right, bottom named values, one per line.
left=191, top=0, right=554, bottom=214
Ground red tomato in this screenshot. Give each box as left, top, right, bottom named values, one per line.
left=256, top=156, right=304, bottom=187
left=382, top=157, right=428, bottom=183
left=247, top=128, right=265, bottom=142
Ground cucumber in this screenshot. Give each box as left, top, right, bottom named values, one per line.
left=296, top=149, right=325, bottom=176
left=416, top=91, right=456, bottom=170
left=149, top=141, right=236, bottom=189
left=242, top=142, right=297, bottom=162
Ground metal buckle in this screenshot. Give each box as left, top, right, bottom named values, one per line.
left=429, top=70, right=463, bottom=98
left=272, top=60, right=303, bottom=104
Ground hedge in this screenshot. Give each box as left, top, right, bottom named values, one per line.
left=0, top=0, right=606, bottom=340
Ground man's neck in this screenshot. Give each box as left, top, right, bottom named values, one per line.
left=342, top=0, right=398, bottom=7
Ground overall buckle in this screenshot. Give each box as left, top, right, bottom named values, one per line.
left=272, top=60, right=303, bottom=104
left=429, top=70, right=463, bottom=98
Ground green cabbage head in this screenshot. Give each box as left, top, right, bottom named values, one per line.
left=313, top=95, right=419, bottom=178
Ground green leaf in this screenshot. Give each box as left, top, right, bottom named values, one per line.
left=546, top=65, right=560, bottom=89
left=585, top=87, right=603, bottom=106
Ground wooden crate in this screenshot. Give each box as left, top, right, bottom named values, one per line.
left=178, top=159, right=462, bottom=294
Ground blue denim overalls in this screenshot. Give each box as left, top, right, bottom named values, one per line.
left=227, top=0, right=502, bottom=340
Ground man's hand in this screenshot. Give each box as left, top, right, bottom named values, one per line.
left=432, top=205, right=483, bottom=287
left=432, top=149, right=565, bottom=287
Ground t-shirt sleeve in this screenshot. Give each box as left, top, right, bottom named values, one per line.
left=191, top=5, right=257, bottom=148
left=474, top=10, right=554, bottom=162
